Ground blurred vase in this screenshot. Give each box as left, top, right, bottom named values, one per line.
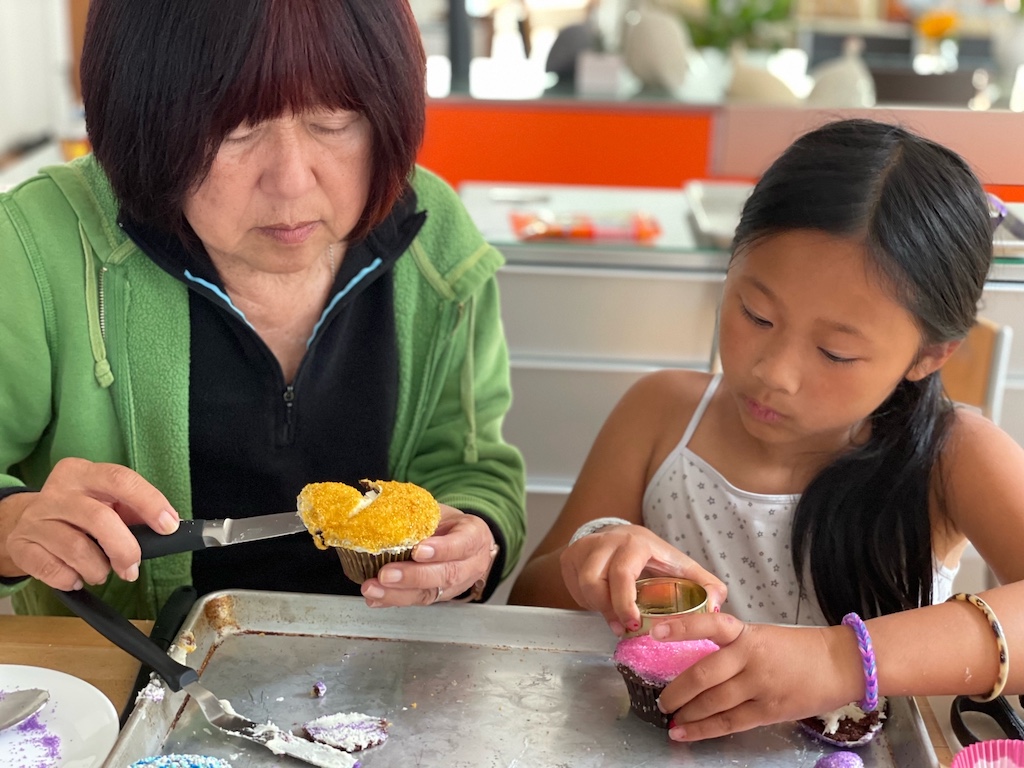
left=993, top=16, right=1024, bottom=87
left=806, top=37, right=876, bottom=108
left=726, top=44, right=802, bottom=106
left=620, top=2, right=694, bottom=93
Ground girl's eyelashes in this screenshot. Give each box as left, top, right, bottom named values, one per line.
left=740, top=302, right=857, bottom=364
left=741, top=304, right=772, bottom=328
left=820, top=349, right=857, bottom=365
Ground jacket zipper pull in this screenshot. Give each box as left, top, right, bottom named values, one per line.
left=282, top=384, right=296, bottom=442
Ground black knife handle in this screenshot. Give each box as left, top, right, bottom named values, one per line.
left=121, top=585, right=197, bottom=726
left=53, top=587, right=199, bottom=692
left=130, top=519, right=206, bottom=560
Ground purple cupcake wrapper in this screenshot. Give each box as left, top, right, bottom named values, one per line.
left=798, top=700, right=890, bottom=749
left=335, top=546, right=413, bottom=584
left=615, top=664, right=670, bottom=728
left=798, top=719, right=880, bottom=748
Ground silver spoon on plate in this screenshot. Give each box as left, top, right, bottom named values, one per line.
left=0, top=688, right=49, bottom=731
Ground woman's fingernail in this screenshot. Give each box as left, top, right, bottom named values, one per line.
left=669, top=724, right=687, bottom=740
left=626, top=620, right=641, bottom=632
left=713, top=605, right=720, bottom=613
left=379, top=569, right=401, bottom=584
left=124, top=563, right=140, bottom=582
left=364, top=585, right=385, bottom=599
left=158, top=510, right=179, bottom=534
left=651, top=624, right=670, bottom=640
left=72, top=578, right=84, bottom=591
left=367, top=600, right=383, bottom=608
left=416, top=544, right=435, bottom=560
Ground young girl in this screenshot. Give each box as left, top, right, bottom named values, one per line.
left=508, top=118, right=1024, bottom=741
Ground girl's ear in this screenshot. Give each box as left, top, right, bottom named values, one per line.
left=905, top=340, right=962, bottom=382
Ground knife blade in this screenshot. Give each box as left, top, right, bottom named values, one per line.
left=129, top=512, right=308, bottom=560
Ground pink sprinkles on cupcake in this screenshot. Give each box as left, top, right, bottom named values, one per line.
left=612, top=634, right=719, bottom=685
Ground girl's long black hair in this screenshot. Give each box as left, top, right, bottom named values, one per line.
left=731, top=119, right=993, bottom=624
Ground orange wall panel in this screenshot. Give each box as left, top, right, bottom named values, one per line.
left=419, top=101, right=714, bottom=189
left=418, top=101, right=1024, bottom=205
left=986, top=184, right=1024, bottom=204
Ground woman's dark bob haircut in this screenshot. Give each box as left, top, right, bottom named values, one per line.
left=82, top=0, right=425, bottom=243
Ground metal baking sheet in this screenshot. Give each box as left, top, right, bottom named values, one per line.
left=106, top=590, right=939, bottom=767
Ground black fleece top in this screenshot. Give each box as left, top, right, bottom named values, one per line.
left=120, top=192, right=424, bottom=596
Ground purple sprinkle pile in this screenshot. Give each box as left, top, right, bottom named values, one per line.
left=3, top=711, right=63, bottom=768
left=814, top=751, right=865, bottom=768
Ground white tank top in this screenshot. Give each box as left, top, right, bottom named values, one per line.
left=642, top=374, right=956, bottom=625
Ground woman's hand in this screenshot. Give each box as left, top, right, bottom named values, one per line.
left=1, top=457, right=180, bottom=590
left=559, top=524, right=728, bottom=635
left=652, top=613, right=863, bottom=741
left=360, top=504, right=499, bottom=607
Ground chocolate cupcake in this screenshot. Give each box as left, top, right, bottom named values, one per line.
left=298, top=479, right=440, bottom=583
left=612, top=634, right=719, bottom=728
left=798, top=697, right=889, bottom=748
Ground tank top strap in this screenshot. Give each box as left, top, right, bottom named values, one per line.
left=680, top=374, right=722, bottom=448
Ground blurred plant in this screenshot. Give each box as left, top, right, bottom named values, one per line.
left=681, top=0, right=793, bottom=50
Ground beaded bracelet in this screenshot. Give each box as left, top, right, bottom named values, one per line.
left=842, top=612, right=879, bottom=712
left=947, top=592, right=1010, bottom=703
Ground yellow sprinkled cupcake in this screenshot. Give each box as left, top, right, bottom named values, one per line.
left=297, top=479, right=440, bottom=583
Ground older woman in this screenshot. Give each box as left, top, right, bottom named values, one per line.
left=0, top=0, right=525, bottom=618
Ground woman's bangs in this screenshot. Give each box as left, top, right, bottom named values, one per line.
left=214, top=0, right=361, bottom=133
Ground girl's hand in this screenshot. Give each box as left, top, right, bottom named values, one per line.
left=653, top=613, right=864, bottom=741
left=2, top=457, right=180, bottom=590
left=559, top=524, right=728, bottom=635
left=361, top=504, right=498, bottom=607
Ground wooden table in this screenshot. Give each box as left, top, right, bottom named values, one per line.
left=918, top=696, right=955, bottom=767
left=0, top=615, right=954, bottom=766
left=0, top=615, right=153, bottom=716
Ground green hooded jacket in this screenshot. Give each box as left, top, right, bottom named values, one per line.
left=0, top=155, right=525, bottom=618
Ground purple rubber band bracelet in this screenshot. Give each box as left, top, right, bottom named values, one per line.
left=842, top=612, right=879, bottom=712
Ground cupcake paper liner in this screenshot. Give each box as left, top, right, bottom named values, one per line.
left=336, top=546, right=413, bottom=584
left=798, top=718, right=880, bottom=748
left=798, top=699, right=890, bottom=749
left=951, top=739, right=1024, bottom=768
left=615, top=664, right=670, bottom=728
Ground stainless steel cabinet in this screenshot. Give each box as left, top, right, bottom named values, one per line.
left=498, top=263, right=724, bottom=492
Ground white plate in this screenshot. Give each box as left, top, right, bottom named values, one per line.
left=0, top=664, right=118, bottom=768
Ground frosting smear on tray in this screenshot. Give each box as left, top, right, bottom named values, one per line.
left=304, top=712, right=389, bottom=752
